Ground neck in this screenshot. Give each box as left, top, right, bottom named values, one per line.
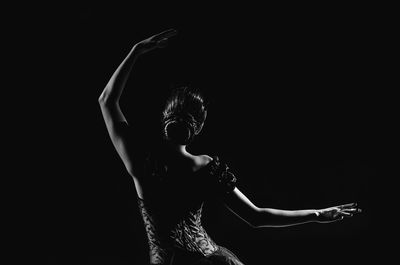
left=167, top=142, right=189, bottom=156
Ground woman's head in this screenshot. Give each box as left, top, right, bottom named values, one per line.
left=162, top=86, right=207, bottom=145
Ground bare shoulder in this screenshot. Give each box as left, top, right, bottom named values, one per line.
left=198, top=154, right=213, bottom=166
left=189, top=154, right=213, bottom=172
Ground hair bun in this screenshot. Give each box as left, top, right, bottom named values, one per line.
left=164, top=119, right=193, bottom=145
left=162, top=86, right=207, bottom=145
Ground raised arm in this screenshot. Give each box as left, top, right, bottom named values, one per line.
left=98, top=29, right=177, bottom=176
left=223, top=188, right=361, bottom=228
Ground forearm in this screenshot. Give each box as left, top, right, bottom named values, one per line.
left=255, top=208, right=318, bottom=228
left=99, top=29, right=177, bottom=104
left=99, top=45, right=140, bottom=104
left=225, top=189, right=359, bottom=228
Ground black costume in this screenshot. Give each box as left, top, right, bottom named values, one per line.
left=115, top=121, right=244, bottom=264
left=137, top=154, right=244, bottom=265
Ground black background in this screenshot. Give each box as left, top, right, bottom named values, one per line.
left=5, top=2, right=385, bottom=265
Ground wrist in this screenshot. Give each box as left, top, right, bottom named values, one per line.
left=312, top=210, right=320, bottom=222
left=131, top=43, right=148, bottom=57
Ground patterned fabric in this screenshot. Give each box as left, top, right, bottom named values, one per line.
left=169, top=245, right=246, bottom=265
left=138, top=198, right=168, bottom=264
left=194, top=246, right=246, bottom=265
left=137, top=156, right=240, bottom=264
left=170, top=205, right=219, bottom=255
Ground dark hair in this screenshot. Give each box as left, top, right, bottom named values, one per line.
left=162, top=86, right=207, bottom=145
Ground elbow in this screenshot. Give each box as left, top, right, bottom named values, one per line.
left=246, top=208, right=263, bottom=229
left=98, top=91, right=116, bottom=107
left=98, top=85, right=116, bottom=105
left=249, top=217, right=261, bottom=229
left=98, top=90, right=109, bottom=105
left=248, top=207, right=278, bottom=228
left=237, top=217, right=259, bottom=229
left=125, top=163, right=135, bottom=177
left=98, top=95, right=104, bottom=104
left=248, top=221, right=260, bottom=229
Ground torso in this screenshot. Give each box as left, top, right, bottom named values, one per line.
left=135, top=152, right=218, bottom=264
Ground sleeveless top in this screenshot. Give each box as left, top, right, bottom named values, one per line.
left=137, top=155, right=237, bottom=264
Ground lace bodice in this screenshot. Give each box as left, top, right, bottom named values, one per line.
left=137, top=156, right=237, bottom=264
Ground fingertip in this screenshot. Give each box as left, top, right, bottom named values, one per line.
left=168, top=28, right=178, bottom=35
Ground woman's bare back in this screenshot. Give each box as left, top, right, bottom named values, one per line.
left=134, top=153, right=213, bottom=200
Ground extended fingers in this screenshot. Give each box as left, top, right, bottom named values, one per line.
left=339, top=211, right=353, bottom=217
left=153, top=29, right=178, bottom=41
left=338, top=202, right=357, bottom=209
left=339, top=207, right=363, bottom=218
left=342, top=208, right=362, bottom=213
left=156, top=38, right=169, bottom=48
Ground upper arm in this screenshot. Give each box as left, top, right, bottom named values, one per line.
left=99, top=100, right=141, bottom=177
left=222, top=187, right=261, bottom=228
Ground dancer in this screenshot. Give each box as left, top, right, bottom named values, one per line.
left=98, top=29, right=361, bottom=265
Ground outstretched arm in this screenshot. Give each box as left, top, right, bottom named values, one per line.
left=98, top=29, right=177, bottom=176
left=223, top=188, right=361, bottom=228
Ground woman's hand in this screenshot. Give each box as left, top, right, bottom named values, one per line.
left=316, top=202, right=361, bottom=223
left=133, top=29, right=178, bottom=55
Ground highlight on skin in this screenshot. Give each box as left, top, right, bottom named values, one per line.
left=98, top=28, right=363, bottom=265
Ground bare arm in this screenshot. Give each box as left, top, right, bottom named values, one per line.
left=223, top=188, right=361, bottom=228
left=98, top=29, right=177, bottom=176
